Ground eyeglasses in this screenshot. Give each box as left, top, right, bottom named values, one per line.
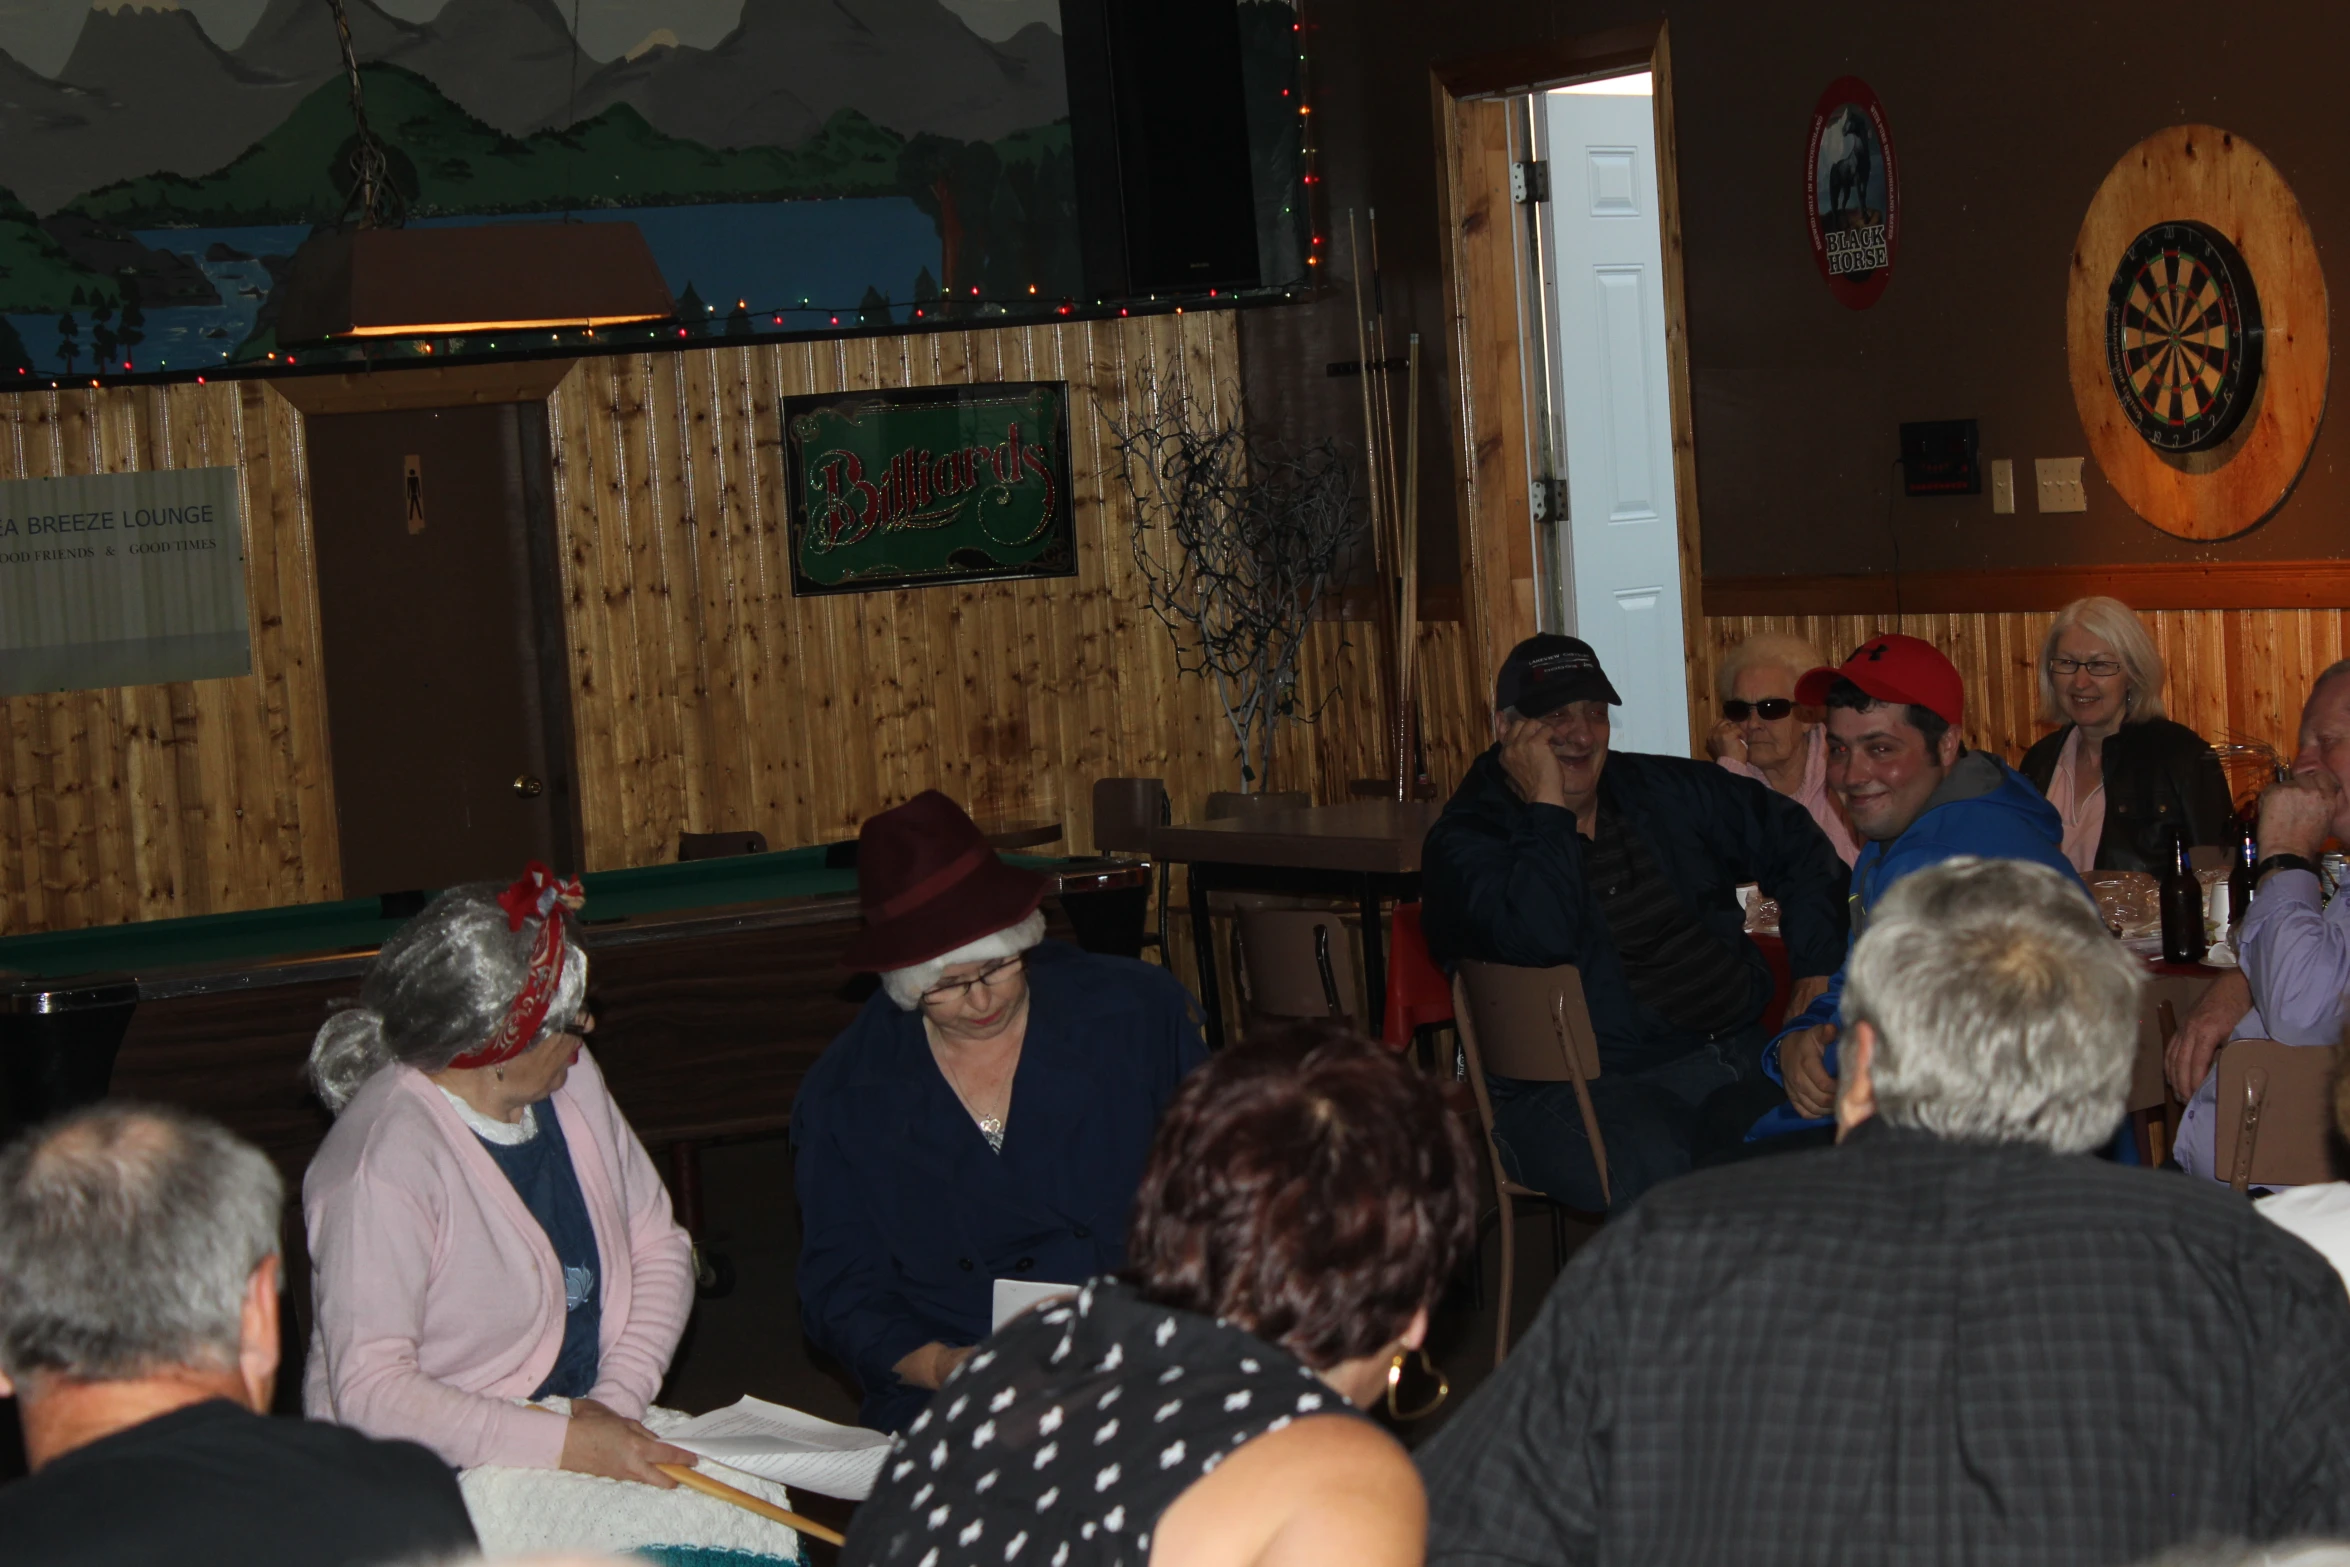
left=2048, top=658, right=2124, bottom=678
left=921, top=954, right=1026, bottom=1006
left=1724, top=698, right=1794, bottom=721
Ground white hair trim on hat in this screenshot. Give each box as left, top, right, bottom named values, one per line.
left=880, top=908, right=1048, bottom=1011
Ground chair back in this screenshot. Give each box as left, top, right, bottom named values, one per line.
left=678, top=829, right=767, bottom=861
left=2214, top=1039, right=2340, bottom=1192
left=1234, top=907, right=1361, bottom=1019
left=2134, top=973, right=2218, bottom=1113
left=1454, top=959, right=1602, bottom=1083
left=1204, top=789, right=1309, bottom=821
left=1091, top=778, right=1169, bottom=852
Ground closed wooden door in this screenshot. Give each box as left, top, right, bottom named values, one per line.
left=307, top=404, right=575, bottom=896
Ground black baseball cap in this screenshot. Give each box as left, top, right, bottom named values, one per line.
left=1494, top=634, right=1622, bottom=718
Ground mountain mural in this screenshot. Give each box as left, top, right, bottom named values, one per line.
left=0, top=0, right=1303, bottom=382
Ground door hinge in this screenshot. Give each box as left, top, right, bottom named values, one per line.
left=1530, top=477, right=1562, bottom=524
left=1510, top=160, right=1549, bottom=205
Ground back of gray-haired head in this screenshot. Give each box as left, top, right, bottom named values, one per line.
left=307, top=882, right=588, bottom=1112
left=0, top=1103, right=281, bottom=1384
left=1842, top=856, right=2141, bottom=1153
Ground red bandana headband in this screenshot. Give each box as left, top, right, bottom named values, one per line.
left=447, top=862, right=586, bottom=1071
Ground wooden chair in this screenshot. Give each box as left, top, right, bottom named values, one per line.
left=1091, top=778, right=1171, bottom=956
left=678, top=829, right=767, bottom=861
left=1452, top=959, right=1607, bottom=1367
left=2133, top=973, right=2219, bottom=1164
left=2214, top=1039, right=2340, bottom=1192
left=1233, top=906, right=1362, bottom=1021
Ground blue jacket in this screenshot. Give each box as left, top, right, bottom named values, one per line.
left=1422, top=746, right=1849, bottom=1074
left=790, top=941, right=1205, bottom=1430
left=1752, top=752, right=2088, bottom=1137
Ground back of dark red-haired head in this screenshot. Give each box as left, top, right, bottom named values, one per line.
left=1124, top=1020, right=1478, bottom=1370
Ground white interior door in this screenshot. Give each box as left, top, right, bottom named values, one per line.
left=1538, top=79, right=1688, bottom=757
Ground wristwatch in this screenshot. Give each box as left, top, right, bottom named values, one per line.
left=2253, top=852, right=2323, bottom=885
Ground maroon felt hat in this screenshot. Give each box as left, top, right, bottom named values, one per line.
left=840, top=790, right=1052, bottom=972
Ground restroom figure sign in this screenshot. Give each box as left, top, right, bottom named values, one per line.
left=403, top=454, right=426, bottom=534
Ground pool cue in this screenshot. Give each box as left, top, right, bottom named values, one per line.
left=654, top=1463, right=848, bottom=1547
left=1350, top=210, right=1404, bottom=787
left=1396, top=332, right=1423, bottom=799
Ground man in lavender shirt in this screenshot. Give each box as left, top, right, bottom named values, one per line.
left=2166, top=660, right=2350, bottom=1181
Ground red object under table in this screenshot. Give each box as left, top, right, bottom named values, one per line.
left=1382, top=901, right=1454, bottom=1049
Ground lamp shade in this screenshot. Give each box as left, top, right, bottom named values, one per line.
left=275, top=222, right=675, bottom=342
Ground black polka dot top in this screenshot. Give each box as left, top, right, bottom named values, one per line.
left=844, top=1276, right=1358, bottom=1567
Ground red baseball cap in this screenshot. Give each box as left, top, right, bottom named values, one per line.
left=1793, top=633, right=1964, bottom=727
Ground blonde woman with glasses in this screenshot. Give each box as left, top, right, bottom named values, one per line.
left=2017, top=596, right=2233, bottom=874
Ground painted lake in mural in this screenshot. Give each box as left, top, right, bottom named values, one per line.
left=4, top=199, right=945, bottom=377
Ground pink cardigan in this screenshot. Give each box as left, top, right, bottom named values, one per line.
left=302, top=1049, right=693, bottom=1470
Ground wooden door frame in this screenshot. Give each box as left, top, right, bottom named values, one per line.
left=1432, top=21, right=1709, bottom=751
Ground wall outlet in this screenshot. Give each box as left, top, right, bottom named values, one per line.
left=2035, top=457, right=2087, bottom=513
left=1990, top=458, right=2015, bottom=514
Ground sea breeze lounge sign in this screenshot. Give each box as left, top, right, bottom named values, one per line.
left=783, top=382, right=1077, bottom=595
left=0, top=467, right=250, bottom=697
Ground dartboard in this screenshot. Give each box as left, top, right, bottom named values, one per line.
left=2104, top=220, right=2264, bottom=452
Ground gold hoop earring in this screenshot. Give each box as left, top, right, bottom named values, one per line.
left=1385, top=1347, right=1448, bottom=1421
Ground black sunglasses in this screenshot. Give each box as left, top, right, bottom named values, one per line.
left=1724, top=698, right=1795, bottom=721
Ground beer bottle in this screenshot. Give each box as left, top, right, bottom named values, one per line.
left=2159, top=823, right=2207, bottom=965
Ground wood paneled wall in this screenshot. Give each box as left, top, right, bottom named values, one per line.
left=0, top=318, right=1491, bottom=937
left=1702, top=609, right=2329, bottom=766
left=0, top=384, right=336, bottom=937
left=541, top=312, right=1488, bottom=869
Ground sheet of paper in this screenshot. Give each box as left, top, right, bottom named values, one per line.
left=993, top=1277, right=1078, bottom=1331
left=663, top=1395, right=892, bottom=1500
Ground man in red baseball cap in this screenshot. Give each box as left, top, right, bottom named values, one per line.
left=1745, top=634, right=2086, bottom=1143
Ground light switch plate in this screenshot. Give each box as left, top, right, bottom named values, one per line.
left=1990, top=458, right=2015, bottom=514
left=2035, top=457, right=2087, bottom=513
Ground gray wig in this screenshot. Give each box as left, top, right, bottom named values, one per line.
left=1842, top=856, right=2141, bottom=1154
left=0, top=1103, right=281, bottom=1383
left=880, top=908, right=1048, bottom=1011
left=307, top=882, right=588, bottom=1112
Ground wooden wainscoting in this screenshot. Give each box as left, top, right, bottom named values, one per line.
left=0, top=384, right=338, bottom=936
left=1700, top=607, right=2337, bottom=764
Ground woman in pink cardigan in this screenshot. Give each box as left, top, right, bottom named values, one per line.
left=302, top=866, right=697, bottom=1484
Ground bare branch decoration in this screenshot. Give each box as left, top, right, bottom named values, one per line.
left=1107, top=371, right=1362, bottom=791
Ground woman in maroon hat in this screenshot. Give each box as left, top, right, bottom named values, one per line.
left=791, top=791, right=1207, bottom=1432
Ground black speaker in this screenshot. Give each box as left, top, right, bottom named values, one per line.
left=1062, top=0, right=1262, bottom=299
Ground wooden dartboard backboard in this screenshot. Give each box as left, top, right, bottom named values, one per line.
left=2066, top=125, right=2329, bottom=540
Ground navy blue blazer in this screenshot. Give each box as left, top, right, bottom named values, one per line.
left=790, top=941, right=1205, bottom=1431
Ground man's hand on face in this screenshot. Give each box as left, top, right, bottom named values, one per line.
left=2257, top=768, right=2343, bottom=861
left=1500, top=714, right=1570, bottom=809
left=1780, top=1022, right=1838, bottom=1120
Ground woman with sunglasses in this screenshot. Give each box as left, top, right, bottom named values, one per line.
left=846, top=1021, right=1476, bottom=1567
left=1709, top=632, right=1859, bottom=865
left=2017, top=595, right=2232, bottom=874
left=793, top=791, right=1207, bottom=1432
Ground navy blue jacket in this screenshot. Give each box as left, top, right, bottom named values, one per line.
left=1422, top=746, right=1849, bottom=1075
left=790, top=941, right=1204, bottom=1430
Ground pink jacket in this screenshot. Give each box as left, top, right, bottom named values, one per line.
left=302, top=1049, right=693, bottom=1470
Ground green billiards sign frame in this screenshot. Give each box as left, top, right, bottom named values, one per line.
left=784, top=381, right=1077, bottom=596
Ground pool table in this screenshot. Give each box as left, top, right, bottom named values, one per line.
left=0, top=845, right=1149, bottom=1181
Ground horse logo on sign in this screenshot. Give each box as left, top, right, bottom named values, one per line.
left=1806, top=77, right=1900, bottom=310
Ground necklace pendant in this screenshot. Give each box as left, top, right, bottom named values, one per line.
left=977, top=1114, right=1005, bottom=1153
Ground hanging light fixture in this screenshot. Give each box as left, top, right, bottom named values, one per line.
left=274, top=0, right=673, bottom=345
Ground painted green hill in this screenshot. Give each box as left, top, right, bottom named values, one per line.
left=0, top=186, right=124, bottom=312
left=63, top=65, right=911, bottom=227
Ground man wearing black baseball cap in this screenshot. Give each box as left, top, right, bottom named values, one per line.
left=1421, top=634, right=1849, bottom=1213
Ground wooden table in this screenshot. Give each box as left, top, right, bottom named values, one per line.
left=1148, top=801, right=1443, bottom=1050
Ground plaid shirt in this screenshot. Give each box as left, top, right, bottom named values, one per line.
left=1418, top=1121, right=2350, bottom=1566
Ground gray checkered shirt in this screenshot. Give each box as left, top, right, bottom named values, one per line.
left=1418, top=1120, right=2350, bottom=1566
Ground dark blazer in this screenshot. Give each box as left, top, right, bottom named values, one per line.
left=790, top=941, right=1205, bottom=1431
left=1421, top=747, right=1848, bottom=1076
left=2017, top=717, right=2235, bottom=874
